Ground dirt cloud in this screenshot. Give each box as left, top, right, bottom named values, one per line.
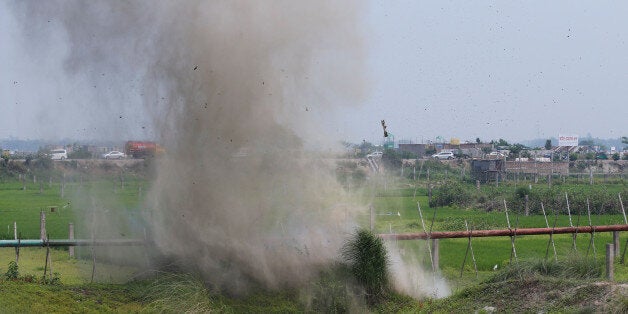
left=12, top=0, right=366, bottom=292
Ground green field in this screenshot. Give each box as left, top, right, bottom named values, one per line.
left=368, top=175, right=628, bottom=285
left=0, top=165, right=626, bottom=312
left=0, top=175, right=148, bottom=240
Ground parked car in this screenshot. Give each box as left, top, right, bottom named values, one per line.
left=432, top=151, right=454, bottom=160
left=367, top=151, right=383, bottom=158
left=102, top=151, right=126, bottom=159
left=488, top=151, right=505, bottom=158
left=49, top=149, right=67, bottom=160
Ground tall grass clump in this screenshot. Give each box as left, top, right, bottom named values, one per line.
left=486, top=255, right=601, bottom=283
left=135, top=272, right=226, bottom=313
left=341, top=229, right=390, bottom=305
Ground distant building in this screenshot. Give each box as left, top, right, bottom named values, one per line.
left=471, top=159, right=505, bottom=183
left=398, top=144, right=427, bottom=157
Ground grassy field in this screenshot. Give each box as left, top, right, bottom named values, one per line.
left=368, top=177, right=628, bottom=285
left=0, top=167, right=626, bottom=312
left=0, top=175, right=148, bottom=240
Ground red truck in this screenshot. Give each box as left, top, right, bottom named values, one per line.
left=125, top=141, right=164, bottom=158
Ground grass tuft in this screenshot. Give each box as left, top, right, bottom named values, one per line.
left=486, top=254, right=601, bottom=283
left=133, top=272, right=225, bottom=313
left=341, top=228, right=390, bottom=305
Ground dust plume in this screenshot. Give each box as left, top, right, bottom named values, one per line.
left=386, top=242, right=451, bottom=298
left=11, top=0, right=366, bottom=291
left=139, top=1, right=367, bottom=292
left=10, top=0, right=450, bottom=298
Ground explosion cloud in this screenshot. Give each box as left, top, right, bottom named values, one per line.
left=11, top=0, right=366, bottom=292
left=10, top=1, right=450, bottom=298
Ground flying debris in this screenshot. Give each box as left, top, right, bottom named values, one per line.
left=381, top=119, right=388, bottom=137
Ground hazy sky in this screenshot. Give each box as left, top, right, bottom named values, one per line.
left=1, top=2, right=627, bottom=144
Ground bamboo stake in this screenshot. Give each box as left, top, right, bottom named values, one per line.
left=417, top=202, right=434, bottom=273
left=417, top=202, right=438, bottom=297
left=619, top=193, right=626, bottom=224
left=619, top=193, right=628, bottom=264
left=460, top=220, right=478, bottom=278
left=574, top=204, right=581, bottom=253
left=513, top=212, right=520, bottom=264
left=541, top=203, right=557, bottom=261
left=503, top=200, right=517, bottom=263
left=585, top=198, right=596, bottom=258
left=468, top=222, right=478, bottom=278
left=565, top=193, right=577, bottom=250
left=460, top=224, right=470, bottom=277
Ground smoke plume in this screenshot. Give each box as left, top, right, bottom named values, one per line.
left=11, top=0, right=367, bottom=292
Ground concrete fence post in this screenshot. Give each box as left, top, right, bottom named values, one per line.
left=613, top=231, right=620, bottom=257
left=40, top=211, right=47, bottom=241
left=14, top=221, right=18, bottom=264
left=606, top=243, right=614, bottom=280
left=432, top=239, right=439, bottom=271
left=69, top=223, right=75, bottom=258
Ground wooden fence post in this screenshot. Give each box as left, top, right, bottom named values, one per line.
left=69, top=223, right=75, bottom=258
left=606, top=243, right=614, bottom=280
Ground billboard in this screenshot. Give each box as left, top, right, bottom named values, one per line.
left=558, top=134, right=579, bottom=146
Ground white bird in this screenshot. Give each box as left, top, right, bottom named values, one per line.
left=493, top=264, right=498, bottom=271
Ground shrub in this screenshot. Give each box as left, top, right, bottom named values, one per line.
left=430, top=182, right=473, bottom=208
left=5, top=261, right=18, bottom=280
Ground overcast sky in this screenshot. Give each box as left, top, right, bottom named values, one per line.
left=1, top=2, right=627, bottom=145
